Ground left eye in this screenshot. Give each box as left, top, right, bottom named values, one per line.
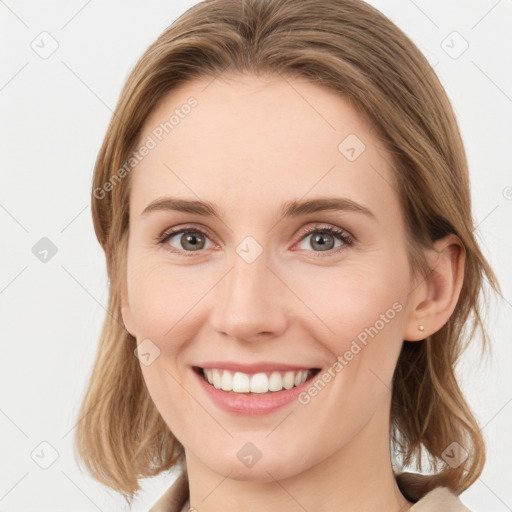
left=295, top=226, right=353, bottom=253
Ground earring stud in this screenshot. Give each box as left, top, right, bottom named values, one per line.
left=419, top=325, right=425, bottom=331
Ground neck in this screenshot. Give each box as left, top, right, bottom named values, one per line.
left=184, top=398, right=413, bottom=512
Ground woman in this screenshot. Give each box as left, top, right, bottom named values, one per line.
left=75, top=0, right=500, bottom=510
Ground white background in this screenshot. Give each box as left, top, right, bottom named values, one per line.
left=1, top=1, right=511, bottom=510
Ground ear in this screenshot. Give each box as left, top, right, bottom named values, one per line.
left=120, top=280, right=136, bottom=338
left=403, top=234, right=465, bottom=342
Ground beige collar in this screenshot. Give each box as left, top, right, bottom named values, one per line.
left=149, top=470, right=472, bottom=512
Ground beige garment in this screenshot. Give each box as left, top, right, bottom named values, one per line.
left=149, top=470, right=472, bottom=511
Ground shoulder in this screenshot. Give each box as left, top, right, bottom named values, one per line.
left=396, top=471, right=472, bottom=512
left=411, top=487, right=472, bottom=511
left=148, top=471, right=189, bottom=512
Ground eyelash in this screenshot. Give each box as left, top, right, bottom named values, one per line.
left=157, top=223, right=355, bottom=257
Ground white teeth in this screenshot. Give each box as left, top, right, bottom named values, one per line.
left=212, top=369, right=221, bottom=389
left=221, top=370, right=232, bottom=391
left=250, top=372, right=269, bottom=393
left=232, top=372, right=250, bottom=393
left=268, top=371, right=282, bottom=392
left=201, top=368, right=310, bottom=394
left=283, top=371, right=295, bottom=389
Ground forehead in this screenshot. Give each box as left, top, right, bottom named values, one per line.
left=130, top=73, right=399, bottom=220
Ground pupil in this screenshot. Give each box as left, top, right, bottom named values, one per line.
left=312, top=233, right=334, bottom=251
left=183, top=233, right=204, bottom=250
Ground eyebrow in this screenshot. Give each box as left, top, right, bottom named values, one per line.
left=141, top=196, right=376, bottom=221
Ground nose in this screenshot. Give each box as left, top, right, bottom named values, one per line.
left=209, top=250, right=289, bottom=343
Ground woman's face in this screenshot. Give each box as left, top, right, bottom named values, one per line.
left=122, top=73, right=422, bottom=481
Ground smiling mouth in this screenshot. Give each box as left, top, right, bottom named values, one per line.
left=193, top=366, right=321, bottom=395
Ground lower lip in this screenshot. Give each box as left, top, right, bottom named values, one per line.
left=192, top=367, right=317, bottom=416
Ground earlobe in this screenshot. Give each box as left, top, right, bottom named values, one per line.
left=403, top=234, right=465, bottom=342
left=120, top=284, right=136, bottom=337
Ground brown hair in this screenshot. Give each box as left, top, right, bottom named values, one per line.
left=74, top=0, right=501, bottom=502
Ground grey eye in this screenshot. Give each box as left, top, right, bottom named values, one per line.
left=168, top=230, right=210, bottom=251
left=297, top=231, right=344, bottom=252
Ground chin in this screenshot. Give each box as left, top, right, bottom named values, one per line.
left=223, top=463, right=301, bottom=482
left=200, top=445, right=307, bottom=482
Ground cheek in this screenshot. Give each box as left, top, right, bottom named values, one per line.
left=127, top=258, right=213, bottom=342
left=127, top=261, right=208, bottom=434
left=289, top=257, right=407, bottom=341
left=286, top=256, right=409, bottom=400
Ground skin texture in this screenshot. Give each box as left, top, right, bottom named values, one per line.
left=121, top=73, right=465, bottom=512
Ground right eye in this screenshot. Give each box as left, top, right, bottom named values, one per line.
left=159, top=227, right=214, bottom=254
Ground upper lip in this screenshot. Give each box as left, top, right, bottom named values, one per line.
left=195, top=361, right=319, bottom=373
